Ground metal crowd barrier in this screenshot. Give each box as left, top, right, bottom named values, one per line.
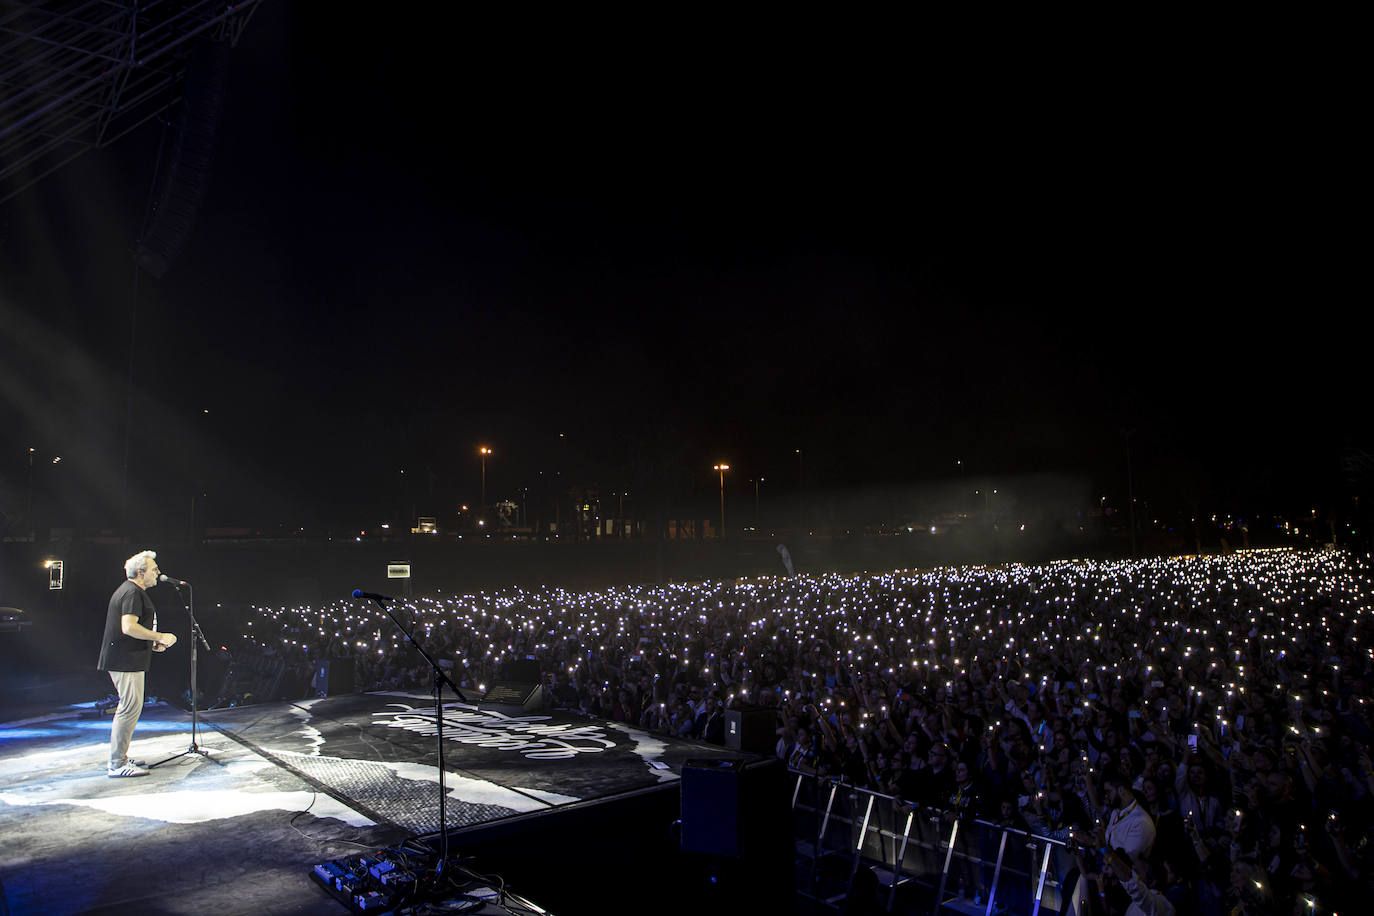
left=790, top=770, right=1075, bottom=915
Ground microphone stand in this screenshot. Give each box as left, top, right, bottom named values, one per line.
left=362, top=594, right=467, bottom=887
left=150, top=583, right=223, bottom=768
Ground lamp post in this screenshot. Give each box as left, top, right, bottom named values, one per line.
left=1122, top=428, right=1137, bottom=557
left=26, top=447, right=35, bottom=535
left=713, top=464, right=730, bottom=538
left=750, top=477, right=764, bottom=528
left=479, top=446, right=492, bottom=519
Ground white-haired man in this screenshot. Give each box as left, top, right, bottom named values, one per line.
left=96, top=550, right=177, bottom=776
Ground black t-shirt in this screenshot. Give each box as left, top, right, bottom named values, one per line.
left=97, top=580, right=156, bottom=672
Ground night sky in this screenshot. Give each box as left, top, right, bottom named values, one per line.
left=0, top=8, right=1364, bottom=535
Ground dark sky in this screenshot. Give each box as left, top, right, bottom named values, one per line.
left=0, top=8, right=1364, bottom=533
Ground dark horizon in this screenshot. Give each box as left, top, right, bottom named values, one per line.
left=1, top=6, right=1366, bottom=539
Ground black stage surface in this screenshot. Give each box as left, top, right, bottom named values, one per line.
left=0, top=691, right=769, bottom=914
left=201, top=692, right=721, bottom=835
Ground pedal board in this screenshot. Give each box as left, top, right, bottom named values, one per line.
left=309, top=845, right=541, bottom=914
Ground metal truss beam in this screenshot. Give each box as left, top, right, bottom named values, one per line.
left=0, top=0, right=265, bottom=205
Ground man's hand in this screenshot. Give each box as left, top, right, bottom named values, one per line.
left=156, top=632, right=177, bottom=649
left=1102, top=847, right=1131, bottom=881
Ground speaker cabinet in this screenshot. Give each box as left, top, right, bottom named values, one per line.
left=313, top=658, right=355, bottom=697
left=680, top=758, right=791, bottom=876
left=724, top=706, right=776, bottom=753
left=681, top=758, right=744, bottom=856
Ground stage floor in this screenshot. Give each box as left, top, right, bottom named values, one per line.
left=200, top=692, right=745, bottom=834
left=0, top=692, right=753, bottom=914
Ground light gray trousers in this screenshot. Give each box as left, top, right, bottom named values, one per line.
left=108, top=670, right=145, bottom=768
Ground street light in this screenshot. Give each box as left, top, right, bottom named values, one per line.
left=479, top=446, right=492, bottom=516
left=26, top=447, right=35, bottom=534
left=750, top=477, right=764, bottom=528
left=615, top=490, right=628, bottom=538
left=713, top=464, right=730, bottom=538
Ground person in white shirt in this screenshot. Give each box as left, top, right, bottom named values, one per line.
left=1103, top=778, right=1156, bottom=863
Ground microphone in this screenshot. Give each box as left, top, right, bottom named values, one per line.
left=159, top=574, right=189, bottom=587
left=352, top=589, right=395, bottom=602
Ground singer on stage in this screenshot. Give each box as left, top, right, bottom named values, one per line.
left=96, top=549, right=178, bottom=777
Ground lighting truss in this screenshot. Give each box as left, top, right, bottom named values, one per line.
left=0, top=0, right=265, bottom=205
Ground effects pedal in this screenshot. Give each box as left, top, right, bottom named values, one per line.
left=312, top=861, right=347, bottom=884
left=354, top=890, right=388, bottom=911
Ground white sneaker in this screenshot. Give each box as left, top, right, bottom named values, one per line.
left=108, top=762, right=149, bottom=777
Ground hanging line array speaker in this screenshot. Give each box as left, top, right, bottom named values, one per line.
left=135, top=38, right=231, bottom=279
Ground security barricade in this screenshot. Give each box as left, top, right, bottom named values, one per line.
left=791, top=770, right=1076, bottom=915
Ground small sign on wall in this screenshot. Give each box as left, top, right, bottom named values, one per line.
left=46, top=559, right=63, bottom=590
left=387, top=564, right=411, bottom=579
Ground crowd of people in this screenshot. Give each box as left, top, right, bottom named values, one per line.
left=240, top=547, right=1374, bottom=915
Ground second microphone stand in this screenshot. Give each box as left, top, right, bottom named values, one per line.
left=151, top=582, right=223, bottom=768
left=362, top=593, right=468, bottom=886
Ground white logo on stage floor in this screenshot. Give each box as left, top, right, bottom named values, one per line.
left=372, top=704, right=617, bottom=760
